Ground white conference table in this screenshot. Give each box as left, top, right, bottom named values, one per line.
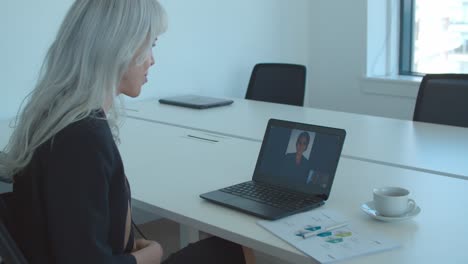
left=125, top=98, right=468, bottom=180
left=118, top=118, right=468, bottom=264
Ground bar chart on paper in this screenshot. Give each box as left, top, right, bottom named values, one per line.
left=257, top=209, right=400, bottom=263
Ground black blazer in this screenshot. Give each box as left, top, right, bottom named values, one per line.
left=4, top=111, right=136, bottom=264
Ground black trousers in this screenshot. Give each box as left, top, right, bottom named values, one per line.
left=162, top=237, right=246, bottom=264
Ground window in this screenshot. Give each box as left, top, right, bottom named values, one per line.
left=400, top=0, right=468, bottom=75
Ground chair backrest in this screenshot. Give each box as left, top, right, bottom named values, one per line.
left=413, top=74, right=468, bottom=128
left=0, top=193, right=28, bottom=264
left=245, top=63, right=306, bottom=106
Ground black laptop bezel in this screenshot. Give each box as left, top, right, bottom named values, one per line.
left=251, top=118, right=346, bottom=201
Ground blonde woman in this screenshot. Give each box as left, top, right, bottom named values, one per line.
left=0, top=1, right=254, bottom=263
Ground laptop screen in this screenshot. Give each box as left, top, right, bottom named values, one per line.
left=253, top=119, right=346, bottom=198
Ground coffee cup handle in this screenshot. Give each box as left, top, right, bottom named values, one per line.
left=407, top=199, right=416, bottom=213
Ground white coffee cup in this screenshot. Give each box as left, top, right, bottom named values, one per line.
left=373, top=187, right=416, bottom=217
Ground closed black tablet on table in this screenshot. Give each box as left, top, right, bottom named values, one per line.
left=159, top=95, right=234, bottom=109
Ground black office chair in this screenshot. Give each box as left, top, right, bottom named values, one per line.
left=0, top=193, right=28, bottom=264
left=413, top=74, right=468, bottom=128
left=245, top=63, right=307, bottom=106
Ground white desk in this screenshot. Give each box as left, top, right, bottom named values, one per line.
left=118, top=118, right=468, bottom=264
left=125, top=98, right=468, bottom=180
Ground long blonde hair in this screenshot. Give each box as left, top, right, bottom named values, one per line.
left=0, top=0, right=167, bottom=182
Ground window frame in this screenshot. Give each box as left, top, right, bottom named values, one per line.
left=400, top=0, right=468, bottom=76
left=399, top=0, right=417, bottom=76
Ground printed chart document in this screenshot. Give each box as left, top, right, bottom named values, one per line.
left=257, top=208, right=400, bottom=263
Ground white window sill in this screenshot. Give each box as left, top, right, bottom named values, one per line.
left=360, top=75, right=422, bottom=99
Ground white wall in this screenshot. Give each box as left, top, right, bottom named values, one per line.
left=307, top=0, right=417, bottom=120
left=0, top=0, right=312, bottom=119
left=151, top=0, right=312, bottom=100
left=1, top=0, right=418, bottom=121
left=0, top=0, right=74, bottom=120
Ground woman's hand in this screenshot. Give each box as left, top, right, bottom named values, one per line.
left=134, top=239, right=155, bottom=251
left=131, top=239, right=163, bottom=264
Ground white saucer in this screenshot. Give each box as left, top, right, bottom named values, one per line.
left=361, top=201, right=421, bottom=222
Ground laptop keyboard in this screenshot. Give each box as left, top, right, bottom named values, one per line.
left=220, top=181, right=321, bottom=211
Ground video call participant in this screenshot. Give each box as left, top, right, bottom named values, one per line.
left=279, top=132, right=313, bottom=184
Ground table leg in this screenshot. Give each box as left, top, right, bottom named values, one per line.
left=179, top=224, right=200, bottom=249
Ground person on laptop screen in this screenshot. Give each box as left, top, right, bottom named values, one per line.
left=279, top=131, right=313, bottom=184
left=258, top=127, right=336, bottom=192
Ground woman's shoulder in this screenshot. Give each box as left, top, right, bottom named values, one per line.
left=36, top=110, right=121, bottom=178
left=41, top=110, right=116, bottom=156
left=58, top=110, right=111, bottom=141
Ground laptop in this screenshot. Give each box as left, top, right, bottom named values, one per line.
left=159, top=95, right=234, bottom=109
left=200, top=119, right=346, bottom=220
